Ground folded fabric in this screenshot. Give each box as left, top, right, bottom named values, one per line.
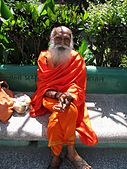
left=0, top=81, right=14, bottom=123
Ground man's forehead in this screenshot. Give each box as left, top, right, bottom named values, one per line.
left=52, top=26, right=72, bottom=37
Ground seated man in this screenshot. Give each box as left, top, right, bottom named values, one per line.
left=30, top=26, right=98, bottom=169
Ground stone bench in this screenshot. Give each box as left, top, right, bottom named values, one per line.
left=0, top=93, right=127, bottom=145
left=0, top=65, right=127, bottom=146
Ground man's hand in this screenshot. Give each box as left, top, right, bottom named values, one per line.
left=44, top=90, right=73, bottom=112
left=53, top=92, right=73, bottom=112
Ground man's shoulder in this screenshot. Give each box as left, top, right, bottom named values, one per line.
left=39, top=50, right=48, bottom=57
left=38, top=50, right=48, bottom=60
left=71, top=50, right=79, bottom=56
left=71, top=50, right=83, bottom=60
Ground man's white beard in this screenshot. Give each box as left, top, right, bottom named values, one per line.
left=48, top=43, right=72, bottom=66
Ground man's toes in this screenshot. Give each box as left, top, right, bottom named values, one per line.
left=84, top=166, right=92, bottom=169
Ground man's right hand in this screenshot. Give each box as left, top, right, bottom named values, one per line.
left=53, top=92, right=73, bottom=112
left=44, top=90, right=73, bottom=112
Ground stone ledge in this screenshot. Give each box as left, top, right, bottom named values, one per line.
left=0, top=94, right=127, bottom=144
left=86, top=94, right=127, bottom=144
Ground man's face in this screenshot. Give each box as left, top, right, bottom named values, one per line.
left=53, top=28, right=71, bottom=48
left=49, top=26, right=72, bottom=66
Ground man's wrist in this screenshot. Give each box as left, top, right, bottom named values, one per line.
left=44, top=90, right=57, bottom=99
left=55, top=92, right=63, bottom=99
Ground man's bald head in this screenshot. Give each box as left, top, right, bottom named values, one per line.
left=50, top=26, right=73, bottom=49
left=50, top=26, right=72, bottom=39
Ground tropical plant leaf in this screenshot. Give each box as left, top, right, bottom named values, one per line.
left=0, top=0, right=13, bottom=19
left=40, top=0, right=55, bottom=15
left=78, top=39, right=87, bottom=56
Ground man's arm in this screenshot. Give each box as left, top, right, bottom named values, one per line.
left=44, top=90, right=57, bottom=99
left=67, top=83, right=85, bottom=106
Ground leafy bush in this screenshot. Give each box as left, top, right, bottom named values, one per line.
left=84, top=0, right=127, bottom=67
left=78, top=39, right=95, bottom=66
left=1, top=0, right=127, bottom=67
left=120, top=55, right=127, bottom=68
left=1, top=0, right=88, bottom=65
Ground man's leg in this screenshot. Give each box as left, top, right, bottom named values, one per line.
left=43, top=97, right=78, bottom=168
left=47, top=111, right=63, bottom=168
left=47, top=100, right=78, bottom=156
left=48, top=145, right=62, bottom=168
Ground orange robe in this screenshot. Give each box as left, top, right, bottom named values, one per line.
left=30, top=50, right=98, bottom=154
left=43, top=97, right=78, bottom=155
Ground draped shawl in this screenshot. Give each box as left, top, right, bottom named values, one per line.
left=30, top=50, right=98, bottom=146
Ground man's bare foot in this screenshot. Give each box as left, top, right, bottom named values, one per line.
left=67, top=145, right=92, bottom=169
left=47, top=155, right=61, bottom=169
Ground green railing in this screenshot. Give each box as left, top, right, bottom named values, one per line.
left=0, top=65, right=127, bottom=94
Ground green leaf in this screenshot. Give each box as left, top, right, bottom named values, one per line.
left=11, top=19, right=15, bottom=25
left=0, top=42, right=6, bottom=49
left=40, top=0, right=55, bottom=15
left=0, top=34, right=9, bottom=43
left=41, top=9, right=47, bottom=15
left=45, top=18, right=50, bottom=26
left=38, top=4, right=44, bottom=15
left=83, top=11, right=89, bottom=21
left=0, top=0, right=13, bottom=19
left=78, top=39, right=87, bottom=56
left=32, top=6, right=39, bottom=22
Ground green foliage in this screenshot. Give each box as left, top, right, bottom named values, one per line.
left=0, top=0, right=127, bottom=67
left=85, top=0, right=127, bottom=67
left=78, top=39, right=95, bottom=66
left=0, top=0, right=13, bottom=19
left=0, top=0, right=88, bottom=65
left=120, top=55, right=127, bottom=68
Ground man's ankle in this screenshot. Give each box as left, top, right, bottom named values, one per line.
left=67, top=149, right=76, bottom=158
left=51, top=156, right=60, bottom=167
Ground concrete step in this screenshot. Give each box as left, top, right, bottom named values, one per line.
left=0, top=144, right=127, bottom=169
